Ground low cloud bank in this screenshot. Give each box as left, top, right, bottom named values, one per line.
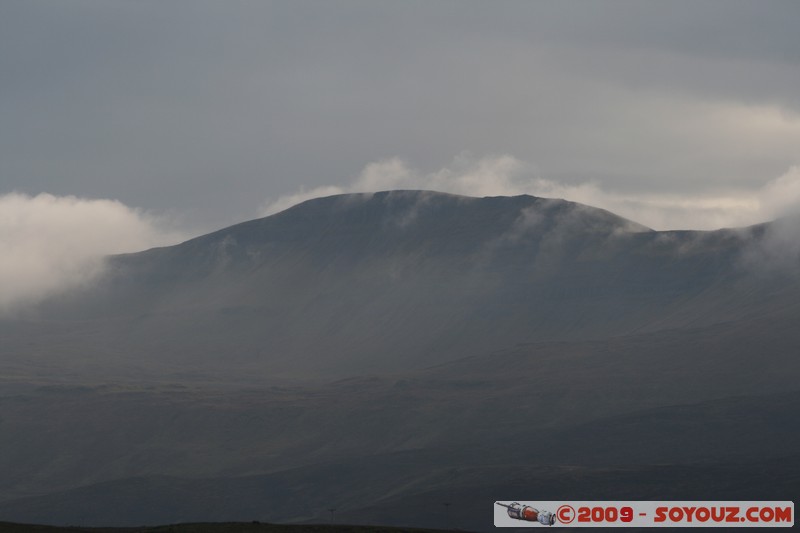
left=261, top=154, right=800, bottom=232
left=0, top=193, right=182, bottom=312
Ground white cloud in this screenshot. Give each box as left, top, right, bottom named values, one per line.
left=0, top=193, right=182, bottom=312
left=758, top=165, right=800, bottom=219
left=261, top=155, right=800, bottom=232
left=259, top=154, right=532, bottom=217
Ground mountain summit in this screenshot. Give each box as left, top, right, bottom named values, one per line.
left=7, top=190, right=796, bottom=380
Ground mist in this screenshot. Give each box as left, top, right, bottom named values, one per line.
left=262, top=155, right=800, bottom=232
left=5, top=160, right=798, bottom=314
left=0, top=192, right=182, bottom=312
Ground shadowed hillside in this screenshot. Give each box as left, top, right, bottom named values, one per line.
left=0, top=522, right=460, bottom=533
left=1, top=192, right=798, bottom=530
left=3, top=191, right=796, bottom=381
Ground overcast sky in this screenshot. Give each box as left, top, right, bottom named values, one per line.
left=2, top=1, right=800, bottom=241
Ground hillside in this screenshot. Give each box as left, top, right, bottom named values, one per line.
left=3, top=191, right=796, bottom=381
left=0, top=191, right=798, bottom=530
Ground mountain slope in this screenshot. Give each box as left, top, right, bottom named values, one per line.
left=1, top=192, right=799, bottom=529
left=4, top=190, right=795, bottom=380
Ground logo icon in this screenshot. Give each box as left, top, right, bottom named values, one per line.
left=496, top=501, right=556, bottom=526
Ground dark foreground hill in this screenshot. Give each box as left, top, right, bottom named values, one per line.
left=1, top=453, right=797, bottom=531
left=1, top=319, right=799, bottom=529
left=0, top=191, right=798, bottom=530
left=0, top=522, right=459, bottom=533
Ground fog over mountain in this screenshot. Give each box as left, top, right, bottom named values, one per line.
left=0, top=191, right=798, bottom=530
left=5, top=190, right=798, bottom=379
left=0, top=192, right=181, bottom=312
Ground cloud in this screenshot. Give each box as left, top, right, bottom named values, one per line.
left=261, top=155, right=800, bottom=232
left=258, top=154, right=529, bottom=217
left=0, top=193, right=182, bottom=312
left=758, top=166, right=800, bottom=219
left=4, top=2, right=800, bottom=230
left=739, top=214, right=800, bottom=275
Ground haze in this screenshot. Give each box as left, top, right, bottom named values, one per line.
left=3, top=1, right=800, bottom=309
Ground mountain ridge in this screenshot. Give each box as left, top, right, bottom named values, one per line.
left=5, top=190, right=796, bottom=380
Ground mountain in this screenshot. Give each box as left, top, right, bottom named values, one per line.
left=3, top=190, right=796, bottom=381
left=1, top=190, right=798, bottom=529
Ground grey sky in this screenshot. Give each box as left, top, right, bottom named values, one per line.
left=2, top=0, right=800, bottom=234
